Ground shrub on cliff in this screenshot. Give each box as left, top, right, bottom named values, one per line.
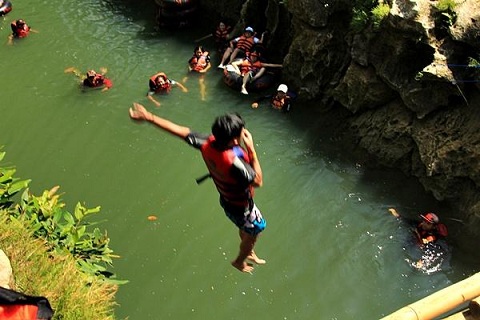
left=0, top=148, right=124, bottom=319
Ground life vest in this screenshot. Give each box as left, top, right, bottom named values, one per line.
left=189, top=51, right=209, bottom=72
left=84, top=73, right=105, bottom=88
left=200, top=136, right=254, bottom=207
left=0, top=287, right=54, bottom=320
left=92, top=74, right=104, bottom=87
left=235, top=35, right=255, bottom=52
left=239, top=60, right=263, bottom=76
left=149, top=72, right=171, bottom=93
left=271, top=95, right=286, bottom=110
left=10, top=21, right=30, bottom=38
left=416, top=223, right=448, bottom=244
left=214, top=26, right=230, bottom=43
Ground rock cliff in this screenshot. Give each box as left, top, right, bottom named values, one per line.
left=199, top=0, right=480, bottom=242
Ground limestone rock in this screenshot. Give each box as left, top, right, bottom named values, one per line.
left=0, top=250, right=13, bottom=289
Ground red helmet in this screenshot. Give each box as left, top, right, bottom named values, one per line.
left=420, top=212, right=439, bottom=224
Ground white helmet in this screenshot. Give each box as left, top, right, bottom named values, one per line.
left=277, top=84, right=288, bottom=93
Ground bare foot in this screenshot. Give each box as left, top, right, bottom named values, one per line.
left=247, top=252, right=266, bottom=265
left=231, top=261, right=254, bottom=274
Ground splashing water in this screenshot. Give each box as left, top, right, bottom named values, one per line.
left=405, top=240, right=451, bottom=275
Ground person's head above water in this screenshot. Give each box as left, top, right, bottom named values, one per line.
left=277, top=84, right=288, bottom=94
left=211, top=113, right=245, bottom=148
left=87, top=70, right=96, bottom=78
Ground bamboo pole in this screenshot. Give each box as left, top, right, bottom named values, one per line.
left=381, top=272, right=480, bottom=320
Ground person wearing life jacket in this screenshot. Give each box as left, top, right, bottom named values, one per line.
left=230, top=51, right=283, bottom=95
left=217, top=26, right=266, bottom=69
left=194, top=21, right=232, bottom=54
left=82, top=69, right=113, bottom=92
left=251, top=84, right=297, bottom=112
left=214, top=21, right=232, bottom=53
left=0, top=0, right=13, bottom=17
left=8, top=19, right=37, bottom=44
left=188, top=46, right=211, bottom=73
left=147, top=72, right=188, bottom=107
left=129, top=102, right=266, bottom=274
left=414, top=212, right=448, bottom=245
left=10, top=19, right=29, bottom=37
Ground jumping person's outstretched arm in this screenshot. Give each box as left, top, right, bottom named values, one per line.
left=129, top=102, right=190, bottom=138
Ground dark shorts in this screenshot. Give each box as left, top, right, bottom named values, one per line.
left=220, top=198, right=266, bottom=236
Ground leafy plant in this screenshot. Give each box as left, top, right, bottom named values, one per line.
left=11, top=187, right=125, bottom=284
left=371, top=2, right=390, bottom=28
left=468, top=57, right=480, bottom=68
left=0, top=149, right=31, bottom=208
left=0, top=149, right=124, bottom=284
left=350, top=0, right=390, bottom=32
left=436, top=0, right=456, bottom=12
left=351, top=8, right=370, bottom=32
left=434, top=0, right=457, bottom=32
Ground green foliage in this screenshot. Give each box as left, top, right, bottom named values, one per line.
left=0, top=149, right=125, bottom=284
left=350, top=0, right=390, bottom=32
left=436, top=0, right=456, bottom=12
left=468, top=57, right=480, bottom=67
left=435, top=0, right=457, bottom=28
left=12, top=187, right=125, bottom=284
left=0, top=149, right=31, bottom=208
left=371, top=3, right=390, bottom=28
left=351, top=8, right=370, bottom=32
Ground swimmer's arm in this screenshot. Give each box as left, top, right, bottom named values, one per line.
left=175, top=81, right=188, bottom=92
left=200, top=62, right=211, bottom=73
left=147, top=93, right=161, bottom=107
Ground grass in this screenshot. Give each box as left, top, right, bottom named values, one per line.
left=0, top=212, right=118, bottom=320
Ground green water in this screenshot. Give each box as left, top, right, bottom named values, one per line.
left=1, top=0, right=478, bottom=319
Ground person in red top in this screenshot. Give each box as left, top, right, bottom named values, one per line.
left=8, top=19, right=37, bottom=45
left=187, top=46, right=210, bottom=101
left=230, top=51, right=283, bottom=95
left=251, top=84, right=297, bottom=112
left=388, top=209, right=449, bottom=271
left=188, top=46, right=211, bottom=73
left=64, top=67, right=112, bottom=92
left=217, top=27, right=266, bottom=69
left=129, top=102, right=266, bottom=274
left=389, top=209, right=448, bottom=245
left=83, top=69, right=113, bottom=92
left=414, top=212, right=448, bottom=245
left=147, top=72, right=188, bottom=107
left=213, top=21, right=232, bottom=53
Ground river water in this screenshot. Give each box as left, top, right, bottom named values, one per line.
left=1, top=0, right=478, bottom=319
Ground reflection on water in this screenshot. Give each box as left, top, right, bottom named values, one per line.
left=405, top=239, right=451, bottom=275
left=0, top=0, right=479, bottom=319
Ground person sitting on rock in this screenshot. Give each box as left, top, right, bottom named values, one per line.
left=230, top=51, right=282, bottom=95
left=217, top=26, right=265, bottom=69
